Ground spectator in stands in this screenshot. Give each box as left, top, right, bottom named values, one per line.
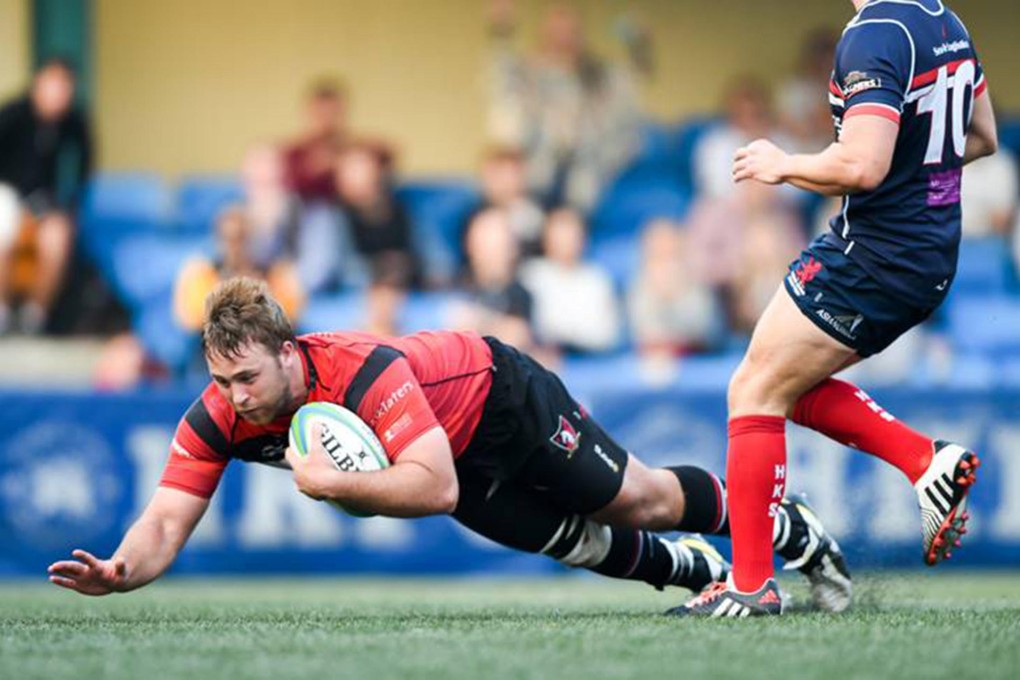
left=776, top=28, right=839, bottom=152
left=685, top=181, right=804, bottom=334
left=627, top=219, right=721, bottom=359
left=282, top=78, right=349, bottom=203
left=173, top=206, right=305, bottom=332
left=0, top=58, right=92, bottom=334
left=486, top=1, right=643, bottom=213
left=961, top=147, right=1018, bottom=238
left=452, top=207, right=534, bottom=350
left=335, top=141, right=420, bottom=335
left=335, top=142, right=417, bottom=281
left=694, top=75, right=793, bottom=201
left=240, top=143, right=361, bottom=296
left=520, top=208, right=620, bottom=354
left=466, top=146, right=547, bottom=259
left=728, top=183, right=804, bottom=334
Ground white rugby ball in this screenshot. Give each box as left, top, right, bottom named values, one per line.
left=289, top=401, right=390, bottom=516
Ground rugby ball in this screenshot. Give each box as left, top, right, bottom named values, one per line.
left=289, top=401, right=390, bottom=516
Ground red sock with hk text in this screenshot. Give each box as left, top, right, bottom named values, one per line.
left=726, top=415, right=787, bottom=593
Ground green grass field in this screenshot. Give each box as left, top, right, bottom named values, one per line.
left=2, top=572, right=1019, bottom=680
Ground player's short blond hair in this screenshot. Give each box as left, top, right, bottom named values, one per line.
left=202, top=276, right=295, bottom=359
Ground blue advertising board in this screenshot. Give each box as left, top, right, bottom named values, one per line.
left=1, top=386, right=1017, bottom=577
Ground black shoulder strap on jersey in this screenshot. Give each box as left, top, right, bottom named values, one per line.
left=343, top=345, right=405, bottom=413
left=183, top=397, right=231, bottom=458
left=297, top=339, right=320, bottom=391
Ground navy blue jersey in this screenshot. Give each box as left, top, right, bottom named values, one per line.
left=826, top=0, right=986, bottom=307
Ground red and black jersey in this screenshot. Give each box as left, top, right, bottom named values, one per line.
left=160, top=330, right=494, bottom=499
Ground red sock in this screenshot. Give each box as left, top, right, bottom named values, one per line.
left=792, top=379, right=933, bottom=483
left=727, top=415, right=787, bottom=593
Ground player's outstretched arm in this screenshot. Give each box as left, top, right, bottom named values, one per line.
left=47, top=487, right=209, bottom=595
left=733, top=114, right=898, bottom=195
left=964, top=90, right=998, bottom=165
left=287, top=424, right=458, bottom=518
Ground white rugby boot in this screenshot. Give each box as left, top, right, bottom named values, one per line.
left=914, top=441, right=980, bottom=566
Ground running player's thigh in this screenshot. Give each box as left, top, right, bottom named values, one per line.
left=730, top=285, right=859, bottom=417
left=452, top=468, right=566, bottom=553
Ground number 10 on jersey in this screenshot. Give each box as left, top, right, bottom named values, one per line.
left=917, top=61, right=977, bottom=165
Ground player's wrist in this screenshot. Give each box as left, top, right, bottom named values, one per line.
left=776, top=152, right=796, bottom=183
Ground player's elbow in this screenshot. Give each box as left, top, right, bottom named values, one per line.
left=983, top=132, right=999, bottom=157
left=433, top=481, right=459, bottom=515
left=848, top=161, right=887, bottom=193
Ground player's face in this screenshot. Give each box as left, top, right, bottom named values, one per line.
left=207, top=341, right=295, bottom=425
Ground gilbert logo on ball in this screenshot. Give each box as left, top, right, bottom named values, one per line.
left=289, top=402, right=390, bottom=517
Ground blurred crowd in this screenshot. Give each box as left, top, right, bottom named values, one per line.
left=1, top=4, right=1019, bottom=391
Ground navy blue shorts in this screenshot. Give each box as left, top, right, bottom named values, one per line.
left=783, top=235, right=941, bottom=357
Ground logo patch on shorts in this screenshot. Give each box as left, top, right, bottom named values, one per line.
left=788, top=256, right=823, bottom=296
left=550, top=415, right=581, bottom=456
left=816, top=308, right=864, bottom=341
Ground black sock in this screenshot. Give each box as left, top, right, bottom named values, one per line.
left=666, top=465, right=730, bottom=536
left=590, top=528, right=691, bottom=589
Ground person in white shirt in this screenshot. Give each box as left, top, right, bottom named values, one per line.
left=520, top=208, right=621, bottom=354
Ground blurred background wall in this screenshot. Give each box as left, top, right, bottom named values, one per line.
left=80, top=0, right=1020, bottom=176
left=0, top=0, right=30, bottom=99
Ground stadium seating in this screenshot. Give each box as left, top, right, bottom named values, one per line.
left=399, top=291, right=467, bottom=333
left=947, top=294, right=1020, bottom=357
left=633, top=119, right=679, bottom=173
left=589, top=233, right=641, bottom=290
left=174, top=174, right=244, bottom=235
left=998, top=117, right=1020, bottom=159
left=952, top=236, right=1013, bottom=295
left=134, top=292, right=199, bottom=375
left=73, top=108, right=1020, bottom=392
left=81, top=171, right=173, bottom=223
left=397, top=178, right=480, bottom=279
left=591, top=166, right=690, bottom=239
left=110, top=233, right=211, bottom=312
left=79, top=172, right=175, bottom=278
left=671, top=116, right=720, bottom=194
left=298, top=290, right=467, bottom=337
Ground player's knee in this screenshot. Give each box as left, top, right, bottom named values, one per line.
left=540, top=516, right=612, bottom=568
left=728, top=357, right=788, bottom=415
left=600, top=479, right=675, bottom=529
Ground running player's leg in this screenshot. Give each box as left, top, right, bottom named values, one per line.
left=451, top=467, right=726, bottom=592
left=776, top=245, right=980, bottom=565
left=725, top=284, right=855, bottom=595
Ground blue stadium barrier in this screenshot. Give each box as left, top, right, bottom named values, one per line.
left=2, top=386, right=1018, bottom=577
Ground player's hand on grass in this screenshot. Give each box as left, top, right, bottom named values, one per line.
left=733, top=139, right=788, bottom=185
left=47, top=550, right=128, bottom=596
left=285, top=423, right=335, bottom=501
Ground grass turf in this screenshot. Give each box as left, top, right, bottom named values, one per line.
left=2, top=572, right=1018, bottom=680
